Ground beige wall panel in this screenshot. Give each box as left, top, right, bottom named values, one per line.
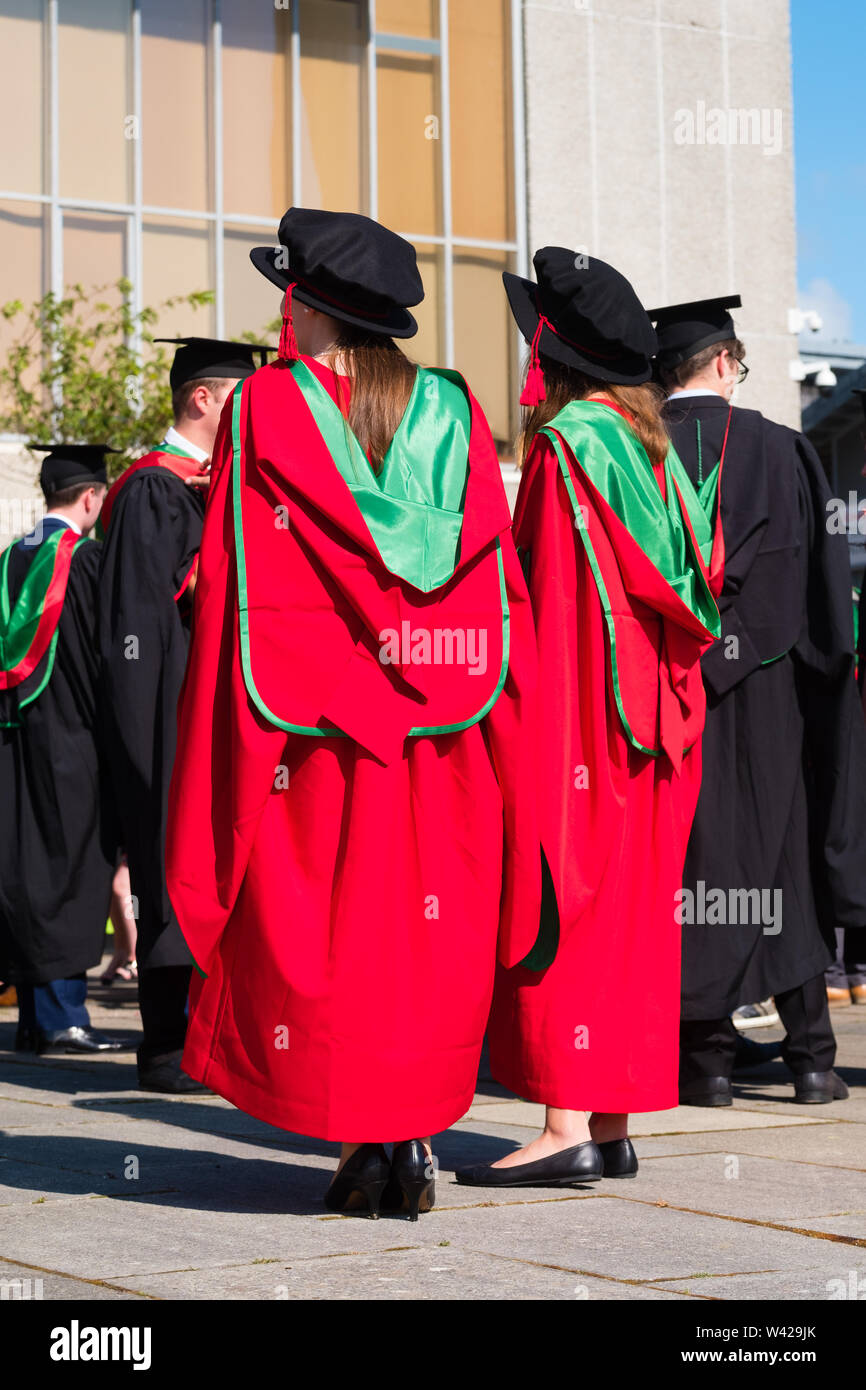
left=224, top=226, right=282, bottom=341
left=141, top=218, right=213, bottom=336
left=141, top=1, right=210, bottom=210
left=409, top=244, right=442, bottom=369
left=0, top=1, right=44, bottom=195
left=377, top=52, right=439, bottom=234
left=450, top=0, right=512, bottom=242
left=59, top=0, right=130, bottom=202
left=222, top=2, right=292, bottom=218
left=453, top=251, right=514, bottom=449
left=299, top=0, right=364, bottom=212
left=377, top=0, right=437, bottom=38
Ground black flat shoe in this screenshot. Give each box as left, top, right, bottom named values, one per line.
left=597, top=1138, right=638, bottom=1178
left=382, top=1139, right=435, bottom=1221
left=793, top=1070, right=849, bottom=1104
left=455, top=1140, right=603, bottom=1189
left=679, top=1076, right=733, bottom=1107
left=43, top=1027, right=127, bottom=1053
left=324, top=1143, right=391, bottom=1219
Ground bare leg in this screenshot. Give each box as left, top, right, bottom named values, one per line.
left=335, top=1136, right=431, bottom=1174
left=102, top=862, right=137, bottom=980
left=589, top=1111, right=629, bottom=1143
left=491, top=1107, right=592, bottom=1168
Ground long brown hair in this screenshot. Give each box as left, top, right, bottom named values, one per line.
left=331, top=327, right=417, bottom=473
left=517, top=354, right=669, bottom=471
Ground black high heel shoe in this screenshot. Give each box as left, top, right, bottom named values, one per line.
left=324, top=1143, right=391, bottom=1218
left=383, top=1139, right=435, bottom=1221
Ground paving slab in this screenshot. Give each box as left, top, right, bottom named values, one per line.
left=583, top=1152, right=866, bottom=1224
left=0, top=1258, right=142, bottom=1301
left=649, top=1266, right=866, bottom=1301
left=111, top=1246, right=689, bottom=1301
left=632, top=1122, right=866, bottom=1169
left=417, top=1191, right=866, bottom=1282
left=0, top=1192, right=419, bottom=1281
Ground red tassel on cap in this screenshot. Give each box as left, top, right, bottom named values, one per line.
left=520, top=315, right=548, bottom=406
left=278, top=282, right=300, bottom=362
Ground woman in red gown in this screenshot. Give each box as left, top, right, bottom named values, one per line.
left=166, top=209, right=541, bottom=1218
left=458, top=249, right=720, bottom=1189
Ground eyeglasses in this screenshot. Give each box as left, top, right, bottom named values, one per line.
left=726, top=351, right=749, bottom=384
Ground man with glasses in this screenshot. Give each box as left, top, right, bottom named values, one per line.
left=649, top=296, right=866, bottom=1107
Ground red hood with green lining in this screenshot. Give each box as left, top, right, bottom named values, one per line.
left=208, top=357, right=515, bottom=765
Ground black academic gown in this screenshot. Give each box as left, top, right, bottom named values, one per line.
left=662, top=393, right=866, bottom=1019
left=98, top=466, right=204, bottom=970
left=0, top=520, right=117, bottom=984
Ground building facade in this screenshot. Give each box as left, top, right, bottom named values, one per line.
left=0, top=0, right=800, bottom=537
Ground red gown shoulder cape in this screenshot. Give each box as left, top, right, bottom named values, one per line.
left=489, top=402, right=719, bottom=1113
left=166, top=356, right=542, bottom=1140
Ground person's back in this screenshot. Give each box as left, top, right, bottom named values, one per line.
left=653, top=297, right=866, bottom=1106
left=0, top=447, right=122, bottom=1054
left=166, top=208, right=542, bottom=1217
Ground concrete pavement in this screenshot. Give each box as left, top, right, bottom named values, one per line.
left=0, top=966, right=864, bottom=1301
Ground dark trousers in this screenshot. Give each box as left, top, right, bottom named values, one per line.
left=680, top=973, right=836, bottom=1082
left=18, top=975, right=90, bottom=1035
left=825, top=927, right=866, bottom=989
left=137, top=964, right=192, bottom=1068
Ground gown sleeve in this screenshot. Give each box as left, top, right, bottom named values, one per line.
left=98, top=468, right=204, bottom=915
left=166, top=404, right=287, bottom=977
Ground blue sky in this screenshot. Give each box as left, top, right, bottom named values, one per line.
left=792, top=0, right=866, bottom=343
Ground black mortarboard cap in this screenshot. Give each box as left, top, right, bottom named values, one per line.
left=29, top=443, right=117, bottom=498
left=154, top=337, right=275, bottom=392
left=502, top=248, right=657, bottom=387
left=250, top=208, right=424, bottom=339
left=648, top=295, right=742, bottom=370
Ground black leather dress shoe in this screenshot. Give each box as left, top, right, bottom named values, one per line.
left=597, top=1138, right=638, bottom=1178
left=138, top=1052, right=210, bottom=1094
left=793, top=1070, right=849, bottom=1104
left=43, top=1027, right=127, bottom=1053
left=455, top=1140, right=603, bottom=1188
left=679, top=1076, right=733, bottom=1107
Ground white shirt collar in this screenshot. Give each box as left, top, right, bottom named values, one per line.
left=666, top=388, right=728, bottom=401
left=43, top=511, right=82, bottom=535
left=163, top=425, right=209, bottom=465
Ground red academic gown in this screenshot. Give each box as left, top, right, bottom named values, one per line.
left=488, top=410, right=717, bottom=1113
left=166, top=356, right=540, bottom=1141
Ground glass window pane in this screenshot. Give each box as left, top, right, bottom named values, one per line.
left=59, top=0, right=131, bottom=203
left=142, top=217, right=213, bottom=335
left=377, top=46, right=441, bottom=236
left=64, top=211, right=128, bottom=300
left=299, top=0, right=365, bottom=212
left=0, top=1, right=45, bottom=195
left=222, top=1, right=292, bottom=219
left=0, top=200, right=47, bottom=420
left=453, top=249, right=516, bottom=453
left=224, top=225, right=281, bottom=342
left=142, top=0, right=210, bottom=211
left=407, top=242, right=443, bottom=369
left=376, top=1, right=437, bottom=39
left=449, top=0, right=513, bottom=242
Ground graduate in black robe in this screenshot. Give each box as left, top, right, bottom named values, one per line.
left=97, top=338, right=271, bottom=1092
left=0, top=446, right=124, bottom=1053
left=651, top=296, right=866, bottom=1105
